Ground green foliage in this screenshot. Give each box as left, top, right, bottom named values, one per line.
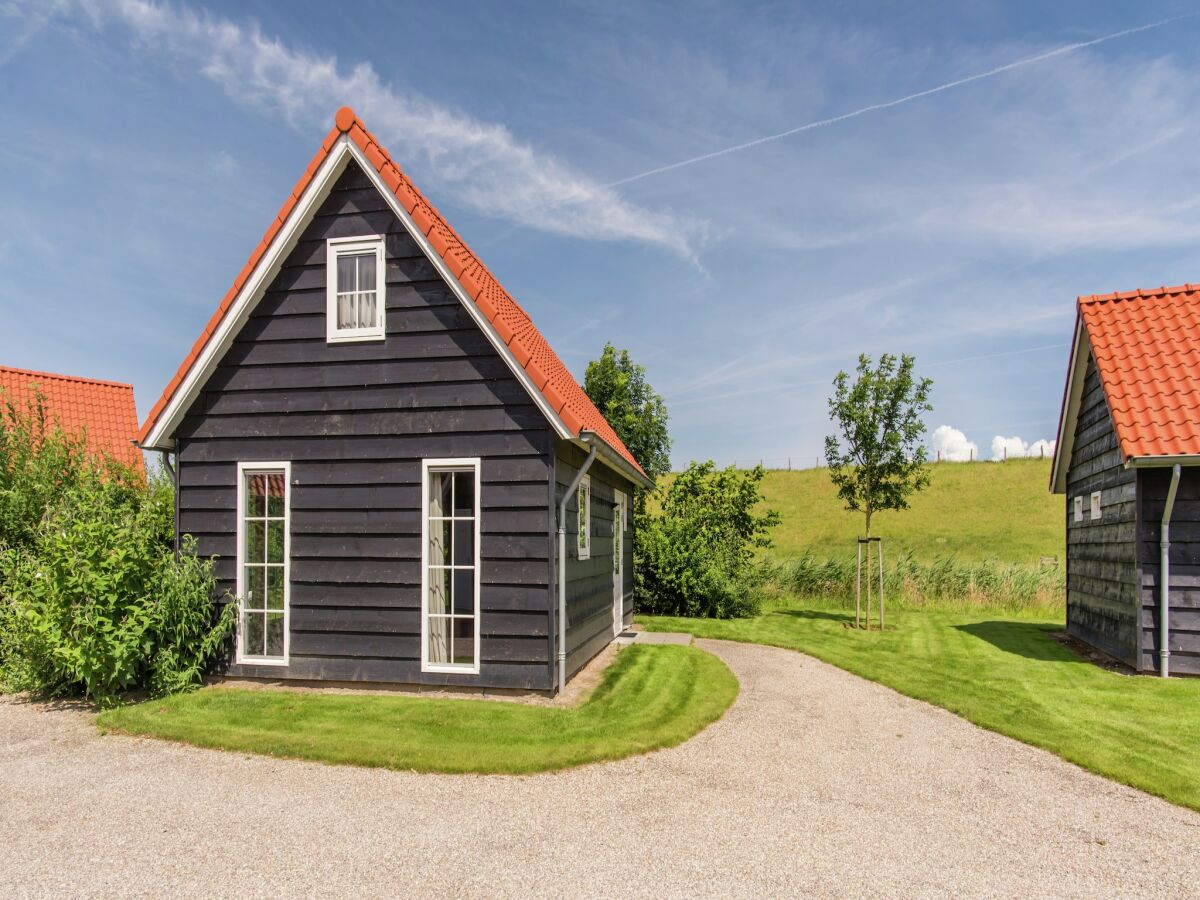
left=584, top=342, right=672, bottom=481
left=0, top=390, right=95, bottom=551
left=636, top=462, right=779, bottom=618
left=825, top=353, right=933, bottom=537
left=0, top=397, right=233, bottom=706
left=761, top=552, right=1064, bottom=613
left=100, top=644, right=738, bottom=775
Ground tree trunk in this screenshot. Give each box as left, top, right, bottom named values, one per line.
left=864, top=507, right=873, bottom=539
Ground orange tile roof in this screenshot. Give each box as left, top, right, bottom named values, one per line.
left=138, top=107, right=645, bottom=479
left=1077, top=283, right=1200, bottom=460
left=0, top=366, right=143, bottom=471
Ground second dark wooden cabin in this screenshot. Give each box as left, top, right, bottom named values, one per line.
left=1052, top=284, right=1200, bottom=675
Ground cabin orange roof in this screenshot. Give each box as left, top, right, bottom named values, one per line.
left=137, top=107, right=645, bottom=479
left=0, top=366, right=142, bottom=472
left=1076, top=284, right=1200, bottom=460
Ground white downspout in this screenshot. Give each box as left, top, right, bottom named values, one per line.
left=1159, top=464, right=1182, bottom=678
left=557, top=439, right=597, bottom=695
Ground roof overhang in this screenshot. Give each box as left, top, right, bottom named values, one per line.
left=580, top=430, right=654, bottom=489
left=1050, top=315, right=1093, bottom=494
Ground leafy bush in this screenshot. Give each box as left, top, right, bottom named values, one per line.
left=0, top=391, right=95, bottom=551
left=0, top=395, right=233, bottom=706
left=636, top=462, right=779, bottom=618
left=762, top=551, right=1064, bottom=613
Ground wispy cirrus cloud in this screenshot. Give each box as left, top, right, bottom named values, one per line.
left=69, top=0, right=703, bottom=259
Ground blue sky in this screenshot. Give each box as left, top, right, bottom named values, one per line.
left=3, top=1, right=1200, bottom=468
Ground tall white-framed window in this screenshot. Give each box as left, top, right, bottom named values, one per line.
left=577, top=474, right=591, bottom=560
left=326, top=235, right=386, bottom=343
left=421, top=458, right=481, bottom=674
left=236, top=461, right=291, bottom=666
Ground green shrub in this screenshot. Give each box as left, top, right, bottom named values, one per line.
left=636, top=462, right=779, bottom=618
left=0, top=390, right=95, bottom=551
left=0, top=396, right=233, bottom=706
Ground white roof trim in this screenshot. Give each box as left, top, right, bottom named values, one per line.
left=140, top=137, right=660, bottom=487
left=1050, top=317, right=1094, bottom=494
left=1126, top=455, right=1200, bottom=468
left=141, top=141, right=355, bottom=450
left=141, top=137, right=578, bottom=451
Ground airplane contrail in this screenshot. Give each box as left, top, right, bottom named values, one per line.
left=605, top=13, right=1200, bottom=188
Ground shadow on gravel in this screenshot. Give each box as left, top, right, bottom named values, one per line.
left=4, top=691, right=99, bottom=713
left=954, top=620, right=1068, bottom=663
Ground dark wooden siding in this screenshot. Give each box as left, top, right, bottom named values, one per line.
left=555, top=441, right=636, bottom=680
left=175, top=160, right=555, bottom=690
left=1137, top=468, right=1200, bottom=675
left=1065, top=354, right=1139, bottom=667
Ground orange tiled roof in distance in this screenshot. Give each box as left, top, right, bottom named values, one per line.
left=138, top=107, right=645, bottom=479
left=0, top=366, right=143, bottom=472
left=1077, top=283, right=1200, bottom=460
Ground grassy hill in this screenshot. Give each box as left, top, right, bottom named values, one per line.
left=753, top=458, right=1062, bottom=566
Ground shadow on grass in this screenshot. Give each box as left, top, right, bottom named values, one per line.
left=774, top=607, right=854, bottom=624
left=954, top=620, right=1068, bottom=662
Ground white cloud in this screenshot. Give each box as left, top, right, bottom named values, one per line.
left=76, top=0, right=701, bottom=259
left=990, top=435, right=1056, bottom=460
left=932, top=425, right=978, bottom=462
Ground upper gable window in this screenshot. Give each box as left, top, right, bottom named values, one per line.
left=326, top=235, right=385, bottom=343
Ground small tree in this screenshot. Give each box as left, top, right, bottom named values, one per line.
left=824, top=353, right=933, bottom=538
left=584, top=342, right=671, bottom=482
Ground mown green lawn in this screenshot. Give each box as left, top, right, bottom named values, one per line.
left=641, top=603, right=1200, bottom=811
left=98, top=643, right=737, bottom=774
left=756, top=459, right=1062, bottom=565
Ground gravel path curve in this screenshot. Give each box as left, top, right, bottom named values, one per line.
left=3, top=639, right=1199, bottom=898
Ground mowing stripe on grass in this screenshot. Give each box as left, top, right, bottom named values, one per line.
left=98, top=644, right=738, bottom=775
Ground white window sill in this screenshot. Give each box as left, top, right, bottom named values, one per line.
left=326, top=330, right=386, bottom=344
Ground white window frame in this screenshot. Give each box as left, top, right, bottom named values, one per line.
left=421, top=458, right=482, bottom=675
left=577, top=474, right=592, bottom=560
left=1091, top=490, right=1102, bottom=520
left=1074, top=496, right=1083, bottom=523
left=326, top=234, right=386, bottom=343
left=235, top=461, right=291, bottom=666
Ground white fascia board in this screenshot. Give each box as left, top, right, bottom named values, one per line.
left=1050, top=318, right=1092, bottom=494
left=343, top=142, right=574, bottom=443
left=1127, top=455, right=1200, bottom=468
left=141, top=140, right=355, bottom=451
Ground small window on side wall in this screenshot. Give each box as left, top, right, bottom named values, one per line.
left=327, top=235, right=385, bottom=343
left=578, top=475, right=591, bottom=560
left=1091, top=491, right=1102, bottom=520
left=1073, top=496, right=1083, bottom=523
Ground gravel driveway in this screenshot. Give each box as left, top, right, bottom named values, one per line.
left=3, top=639, right=1199, bottom=898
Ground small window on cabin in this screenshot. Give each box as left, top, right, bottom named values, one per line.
left=578, top=475, right=591, bottom=560
left=1091, top=491, right=1102, bottom=520
left=1074, top=496, right=1083, bottom=523
left=326, top=235, right=385, bottom=343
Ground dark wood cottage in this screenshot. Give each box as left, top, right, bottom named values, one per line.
left=1052, top=284, right=1200, bottom=675
left=136, top=107, right=650, bottom=694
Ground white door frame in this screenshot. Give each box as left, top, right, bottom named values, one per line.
left=613, top=490, right=626, bottom=636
